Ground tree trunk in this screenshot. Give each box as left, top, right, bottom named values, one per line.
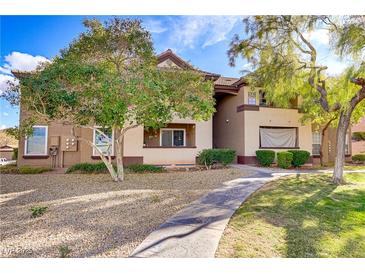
left=116, top=130, right=124, bottom=182
left=332, top=111, right=351, bottom=184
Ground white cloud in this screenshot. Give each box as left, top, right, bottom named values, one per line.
left=3, top=112, right=9, bottom=116
left=143, top=19, right=168, bottom=34
left=0, top=52, right=49, bottom=75
left=170, top=16, right=241, bottom=49
left=0, top=74, right=18, bottom=95
left=0, top=125, right=7, bottom=130
left=303, top=29, right=329, bottom=45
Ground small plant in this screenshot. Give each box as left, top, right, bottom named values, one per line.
left=277, top=151, right=293, bottom=169
left=197, top=149, right=236, bottom=169
left=66, top=162, right=109, bottom=174
left=151, top=195, right=161, bottom=203
left=126, top=164, right=164, bottom=173
left=288, top=150, right=310, bottom=167
left=12, top=147, right=18, bottom=160
left=58, top=245, right=71, bottom=258
left=30, top=206, right=48, bottom=218
left=352, top=154, right=365, bottom=163
left=255, top=150, right=275, bottom=167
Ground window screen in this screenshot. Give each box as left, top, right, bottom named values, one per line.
left=260, top=127, right=297, bottom=148
left=161, top=129, right=185, bottom=147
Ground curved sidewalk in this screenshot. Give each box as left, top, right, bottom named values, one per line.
left=130, top=166, right=282, bottom=258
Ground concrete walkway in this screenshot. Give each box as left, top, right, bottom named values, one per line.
left=130, top=166, right=283, bottom=258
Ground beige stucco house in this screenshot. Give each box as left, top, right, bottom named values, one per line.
left=15, top=50, right=350, bottom=168
left=352, top=117, right=365, bottom=155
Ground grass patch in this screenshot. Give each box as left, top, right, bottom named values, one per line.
left=30, top=206, right=48, bottom=218
left=0, top=164, right=51, bottom=174
left=216, top=173, right=365, bottom=258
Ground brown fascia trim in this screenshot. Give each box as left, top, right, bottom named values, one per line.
left=23, top=155, right=49, bottom=159
left=143, top=146, right=197, bottom=149
left=237, top=104, right=259, bottom=112
left=260, top=105, right=299, bottom=111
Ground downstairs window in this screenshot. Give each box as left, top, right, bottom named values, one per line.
left=259, top=127, right=298, bottom=148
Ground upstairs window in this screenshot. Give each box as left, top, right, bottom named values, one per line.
left=160, top=129, right=185, bottom=147
left=259, top=90, right=267, bottom=106
left=25, top=126, right=48, bottom=155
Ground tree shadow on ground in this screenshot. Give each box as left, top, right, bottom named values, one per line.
left=233, top=174, right=365, bottom=257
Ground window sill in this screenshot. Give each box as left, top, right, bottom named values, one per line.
left=259, top=147, right=300, bottom=149
left=143, top=146, right=197, bottom=149
left=23, top=155, right=49, bottom=159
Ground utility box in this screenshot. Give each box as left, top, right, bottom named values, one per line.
left=50, top=136, right=60, bottom=147
left=61, top=136, right=78, bottom=152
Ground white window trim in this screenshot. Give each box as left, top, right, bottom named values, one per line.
left=92, top=127, right=115, bottom=156
left=160, top=128, right=186, bottom=147
left=24, top=125, right=48, bottom=156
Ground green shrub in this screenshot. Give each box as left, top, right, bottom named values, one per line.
left=30, top=206, right=48, bottom=218
left=255, top=150, right=275, bottom=167
left=352, top=132, right=365, bottom=141
left=0, top=165, right=50, bottom=174
left=288, top=150, right=311, bottom=167
left=0, top=164, right=18, bottom=174
left=12, top=148, right=18, bottom=160
left=277, top=151, right=293, bottom=169
left=66, top=162, right=109, bottom=174
left=197, top=149, right=236, bottom=169
left=19, top=166, right=51, bottom=174
left=352, top=154, right=365, bottom=163
left=127, top=164, right=164, bottom=173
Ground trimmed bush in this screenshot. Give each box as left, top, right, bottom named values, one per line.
left=288, top=150, right=311, bottom=167
left=126, top=164, right=164, bottom=173
left=277, top=151, right=293, bottom=169
left=197, top=149, right=236, bottom=169
left=0, top=165, right=50, bottom=174
left=66, top=162, right=109, bottom=174
left=352, top=132, right=365, bottom=141
left=255, top=150, right=275, bottom=167
left=352, top=154, right=365, bottom=163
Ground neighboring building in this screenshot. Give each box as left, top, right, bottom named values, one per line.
left=15, top=49, right=344, bottom=167
left=352, top=117, right=365, bottom=155
left=0, top=145, right=15, bottom=160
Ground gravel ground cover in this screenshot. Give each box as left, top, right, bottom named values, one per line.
left=0, top=168, right=249, bottom=258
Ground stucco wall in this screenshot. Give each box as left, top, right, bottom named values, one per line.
left=213, top=87, right=245, bottom=157
left=244, top=107, right=312, bottom=156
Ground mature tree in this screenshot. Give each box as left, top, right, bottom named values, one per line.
left=2, top=18, right=215, bottom=182
left=229, top=16, right=365, bottom=184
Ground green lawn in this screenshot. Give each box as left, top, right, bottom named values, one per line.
left=216, top=173, right=365, bottom=258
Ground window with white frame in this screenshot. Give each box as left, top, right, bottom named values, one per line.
left=160, top=129, right=185, bottom=147
left=93, top=127, right=114, bottom=156
left=25, top=125, right=48, bottom=155
left=312, top=131, right=321, bottom=155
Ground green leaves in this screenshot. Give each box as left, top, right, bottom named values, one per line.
left=11, top=17, right=215, bottom=136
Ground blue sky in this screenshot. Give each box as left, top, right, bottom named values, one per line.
left=0, top=16, right=346, bottom=128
